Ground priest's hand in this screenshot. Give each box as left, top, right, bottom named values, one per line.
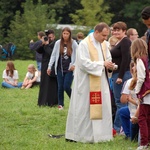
left=47, top=69, right=51, bottom=76
left=104, top=61, right=114, bottom=70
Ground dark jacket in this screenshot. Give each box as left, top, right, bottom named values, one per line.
left=29, top=40, right=42, bottom=62
left=110, top=37, right=131, bottom=79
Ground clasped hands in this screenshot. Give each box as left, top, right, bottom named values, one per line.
left=104, top=61, right=122, bottom=84
left=104, top=61, right=116, bottom=70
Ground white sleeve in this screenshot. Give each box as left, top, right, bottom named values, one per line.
left=105, top=41, right=112, bottom=62
left=26, top=72, right=29, bottom=78
left=121, top=79, right=131, bottom=94
left=135, top=59, right=145, bottom=94
left=2, top=70, right=7, bottom=78
left=76, top=41, right=105, bottom=77
left=14, top=70, right=19, bottom=79
left=35, top=71, right=38, bottom=77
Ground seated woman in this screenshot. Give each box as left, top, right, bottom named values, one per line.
left=21, top=64, right=40, bottom=89
left=2, top=61, right=22, bottom=88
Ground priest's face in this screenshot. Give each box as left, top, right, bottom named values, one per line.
left=95, top=28, right=109, bottom=43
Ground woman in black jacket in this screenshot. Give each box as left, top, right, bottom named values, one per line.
left=110, top=22, right=132, bottom=133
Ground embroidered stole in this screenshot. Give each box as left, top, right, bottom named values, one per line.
left=85, top=36, right=106, bottom=120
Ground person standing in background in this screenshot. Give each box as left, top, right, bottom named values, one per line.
left=141, top=6, right=150, bottom=69
left=76, top=32, right=84, bottom=44
left=29, top=31, right=45, bottom=76
left=110, top=22, right=132, bottom=134
left=37, top=29, right=58, bottom=107
left=127, top=28, right=139, bottom=42
left=47, top=27, right=78, bottom=110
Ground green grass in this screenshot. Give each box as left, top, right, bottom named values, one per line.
left=0, top=60, right=138, bottom=150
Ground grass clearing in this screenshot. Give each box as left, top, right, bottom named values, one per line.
left=0, top=60, right=138, bottom=150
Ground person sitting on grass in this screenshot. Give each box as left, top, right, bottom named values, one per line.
left=2, top=61, right=22, bottom=88
left=21, top=64, right=40, bottom=89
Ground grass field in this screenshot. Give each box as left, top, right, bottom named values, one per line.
left=0, top=60, right=138, bottom=150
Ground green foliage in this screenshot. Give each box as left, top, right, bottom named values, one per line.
left=105, top=0, right=150, bottom=36
left=0, top=60, right=139, bottom=150
left=0, top=0, right=150, bottom=59
left=122, top=1, right=150, bottom=36
left=42, top=0, right=82, bottom=24
left=70, top=0, right=114, bottom=27
left=0, top=0, right=25, bottom=43
left=7, top=0, right=57, bottom=59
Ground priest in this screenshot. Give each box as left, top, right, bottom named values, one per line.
left=65, top=22, right=116, bottom=143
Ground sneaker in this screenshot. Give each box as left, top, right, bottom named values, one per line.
left=119, top=126, right=125, bottom=135
left=58, top=105, right=63, bottom=110
left=136, top=145, right=148, bottom=150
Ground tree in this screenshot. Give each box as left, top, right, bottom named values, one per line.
left=70, top=0, right=113, bottom=28
left=0, top=0, right=25, bottom=43
left=7, top=0, right=57, bottom=59
left=41, top=0, right=82, bottom=24
left=123, top=1, right=150, bottom=36
left=104, top=0, right=150, bottom=36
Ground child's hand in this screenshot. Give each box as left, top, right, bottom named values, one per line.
left=130, top=116, right=138, bottom=124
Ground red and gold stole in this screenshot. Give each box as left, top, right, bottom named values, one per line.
left=85, top=36, right=106, bottom=120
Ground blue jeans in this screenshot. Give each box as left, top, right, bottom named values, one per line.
left=37, top=61, right=42, bottom=71
left=57, top=70, right=73, bottom=106
left=112, top=71, right=131, bottom=132
left=119, top=106, right=139, bottom=141
left=2, top=82, right=22, bottom=88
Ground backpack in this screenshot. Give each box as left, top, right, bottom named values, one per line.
left=0, top=42, right=16, bottom=60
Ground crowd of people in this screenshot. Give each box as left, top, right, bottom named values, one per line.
left=1, top=6, right=150, bottom=150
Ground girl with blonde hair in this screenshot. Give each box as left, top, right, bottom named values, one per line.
left=21, top=64, right=40, bottom=89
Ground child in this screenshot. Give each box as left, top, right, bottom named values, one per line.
left=2, top=61, right=22, bottom=88
left=119, top=62, right=139, bottom=141
left=108, top=35, right=118, bottom=49
left=21, top=64, right=40, bottom=89
left=131, top=38, right=150, bottom=150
